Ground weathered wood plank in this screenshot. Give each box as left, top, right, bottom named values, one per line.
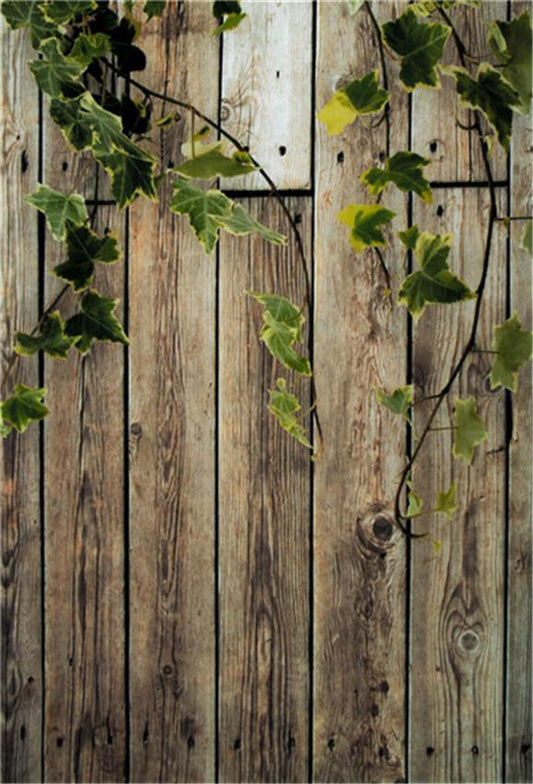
left=409, top=188, right=506, bottom=783
left=313, top=2, right=408, bottom=781
left=411, top=1, right=507, bottom=183
left=0, top=21, right=42, bottom=784
left=506, top=7, right=532, bottom=773
left=218, top=197, right=311, bottom=783
left=128, top=4, right=218, bottom=781
left=220, top=0, right=313, bottom=191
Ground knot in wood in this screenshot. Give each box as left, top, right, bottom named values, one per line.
left=458, top=629, right=480, bottom=652
left=357, top=505, right=397, bottom=556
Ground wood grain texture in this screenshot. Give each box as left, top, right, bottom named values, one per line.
left=409, top=189, right=507, bottom=783
left=411, top=1, right=507, bottom=183
left=128, top=4, right=218, bottom=781
left=220, top=0, right=313, bottom=191
left=0, top=21, right=42, bottom=784
left=313, top=3, right=408, bottom=781
left=218, top=197, right=311, bottom=783
left=506, top=7, right=532, bottom=774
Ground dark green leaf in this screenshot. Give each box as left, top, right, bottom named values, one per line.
left=248, top=293, right=311, bottom=376
left=65, top=289, right=129, bottom=353
left=398, top=225, right=420, bottom=250
left=337, top=203, right=396, bottom=254
left=488, top=12, right=532, bottom=114
left=1, top=0, right=57, bottom=47
left=68, top=32, right=110, bottom=67
left=450, top=64, right=521, bottom=149
left=213, top=1, right=241, bottom=15
left=54, top=223, right=120, bottom=290
left=98, top=150, right=157, bottom=209
left=29, top=38, right=84, bottom=97
left=398, top=231, right=475, bottom=320
left=382, top=9, right=451, bottom=90
left=50, top=95, right=93, bottom=150
left=361, top=151, right=432, bottom=202
left=453, top=397, right=487, bottom=463
left=15, top=312, right=72, bottom=358
left=144, top=0, right=166, bottom=20
left=1, top=383, right=48, bottom=434
left=38, top=0, right=96, bottom=24
left=376, top=385, right=413, bottom=421
left=25, top=184, right=87, bottom=241
left=490, top=313, right=532, bottom=392
left=268, top=378, right=312, bottom=449
left=317, top=70, right=390, bottom=135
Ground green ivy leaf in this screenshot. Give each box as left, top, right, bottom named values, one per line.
left=490, top=313, right=532, bottom=393
left=98, top=150, right=158, bottom=209
left=170, top=178, right=285, bottom=253
left=411, top=0, right=479, bottom=17
left=65, top=290, right=129, bottom=353
left=1, top=384, right=48, bottom=434
left=29, top=37, right=84, bottom=97
left=521, top=220, right=532, bottom=255
left=213, top=12, right=246, bottom=34
left=488, top=12, right=532, bottom=115
left=38, top=0, right=96, bottom=24
left=78, top=93, right=152, bottom=159
left=398, top=231, right=475, bottom=320
left=361, top=152, right=432, bottom=203
left=376, top=385, right=413, bottom=421
left=68, top=32, right=111, bottom=67
left=453, top=397, right=487, bottom=463
left=25, top=184, right=87, bottom=241
left=406, top=487, right=423, bottom=517
left=337, top=204, right=396, bottom=254
left=144, top=0, right=166, bottom=20
left=268, top=378, right=312, bottom=449
left=248, top=293, right=311, bottom=376
left=212, top=0, right=246, bottom=34
left=317, top=70, right=390, bottom=136
left=174, top=148, right=257, bottom=179
left=49, top=96, right=93, bottom=151
left=15, top=312, right=72, bottom=359
left=434, top=481, right=457, bottom=519
left=398, top=225, right=420, bottom=250
left=449, top=64, right=522, bottom=149
left=1, top=1, right=58, bottom=47
left=54, top=224, right=120, bottom=290
left=382, top=9, right=451, bottom=90
left=347, top=0, right=364, bottom=15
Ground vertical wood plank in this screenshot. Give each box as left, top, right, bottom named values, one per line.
left=411, top=1, right=507, bottom=183
left=1, top=21, right=42, bottom=784
left=42, top=76, right=126, bottom=784
left=220, top=0, right=313, bottom=191
left=218, top=197, right=311, bottom=783
left=128, top=4, right=218, bottom=781
left=314, top=3, right=409, bottom=781
left=409, top=189, right=507, bottom=783
left=506, top=5, right=532, bottom=773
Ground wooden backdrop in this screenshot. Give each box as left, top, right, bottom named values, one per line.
left=1, top=1, right=532, bottom=782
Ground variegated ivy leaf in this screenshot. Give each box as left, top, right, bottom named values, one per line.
left=65, top=290, right=129, bottom=354
left=317, top=70, right=390, bottom=136
left=490, top=313, right=532, bottom=393
left=54, top=223, right=120, bottom=290
left=248, top=293, right=311, bottom=376
left=98, top=150, right=158, bottom=209
left=434, top=482, right=457, bottom=519
left=268, top=378, right=312, bottom=449
left=16, top=312, right=72, bottom=359
left=38, top=0, right=96, bottom=25
left=398, top=225, right=420, bottom=250
left=337, top=204, right=395, bottom=254
left=449, top=64, right=522, bottom=149
left=411, top=0, right=479, bottom=17
left=1, top=1, right=59, bottom=47
left=398, top=231, right=475, bottom=320
left=1, top=384, right=48, bottom=435
left=376, top=385, right=413, bottom=422
left=68, top=32, right=110, bottom=67
left=361, top=152, right=432, bottom=203
left=29, top=37, right=85, bottom=97
left=381, top=9, right=451, bottom=90
left=212, top=1, right=246, bottom=34
left=25, top=184, right=87, bottom=241
left=488, top=12, right=532, bottom=115
left=174, top=149, right=257, bottom=180
left=453, top=397, right=487, bottom=463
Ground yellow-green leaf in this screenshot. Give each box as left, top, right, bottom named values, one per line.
left=248, top=293, right=311, bottom=376
left=337, top=204, right=396, bottom=254
left=317, top=70, right=389, bottom=136
left=376, top=385, right=413, bottom=421
left=490, top=313, right=532, bottom=392
left=1, top=384, right=48, bottom=434
left=434, top=482, right=457, bottom=519
left=453, top=397, right=487, bottom=463
left=268, top=378, right=312, bottom=449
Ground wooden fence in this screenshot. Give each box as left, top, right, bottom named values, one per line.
left=1, top=1, right=532, bottom=782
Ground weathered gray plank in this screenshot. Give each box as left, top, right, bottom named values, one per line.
left=506, top=3, right=532, bottom=773
left=409, top=188, right=506, bottom=783
left=128, top=3, right=218, bottom=781
left=313, top=2, right=408, bottom=781
left=220, top=0, right=313, bottom=191
left=0, top=21, right=42, bottom=784
left=218, top=197, right=311, bottom=783
left=411, top=1, right=507, bottom=183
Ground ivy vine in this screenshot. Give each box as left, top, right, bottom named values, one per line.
left=1, top=0, right=532, bottom=538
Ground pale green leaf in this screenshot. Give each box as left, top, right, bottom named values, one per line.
left=29, top=37, right=84, bottom=97
left=488, top=12, right=532, bottom=114
left=1, top=384, right=48, bottom=434
left=398, top=231, right=475, bottom=320
left=453, top=397, right=487, bottom=463
left=268, top=378, right=312, bottom=449
left=376, top=385, right=413, bottom=421
left=406, top=488, right=423, bottom=517
left=248, top=293, right=311, bottom=376
left=348, top=0, right=364, bottom=14
left=54, top=223, right=120, bottom=290
left=337, top=203, right=395, bottom=254
left=317, top=70, right=389, bottom=135
left=411, top=0, right=479, bottom=17
left=15, top=312, right=72, bottom=359
left=382, top=9, right=451, bottom=90
left=213, top=12, right=246, bottom=34
left=490, top=313, right=532, bottom=392
left=434, top=481, right=457, bottom=519
left=65, top=290, right=129, bottom=353
left=25, top=184, right=87, bottom=241
left=521, top=220, right=532, bottom=255
left=219, top=204, right=285, bottom=245
left=361, top=151, right=432, bottom=203
left=174, top=148, right=257, bottom=179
